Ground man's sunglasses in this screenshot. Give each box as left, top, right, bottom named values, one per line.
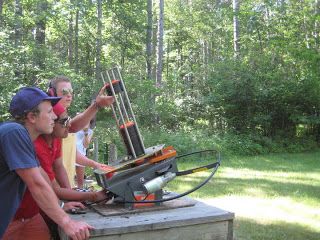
left=61, top=88, right=74, bottom=95
left=55, top=116, right=71, bottom=128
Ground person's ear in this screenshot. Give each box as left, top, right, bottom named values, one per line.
left=25, top=111, right=38, bottom=124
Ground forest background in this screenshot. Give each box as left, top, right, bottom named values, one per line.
left=0, top=0, right=319, bottom=158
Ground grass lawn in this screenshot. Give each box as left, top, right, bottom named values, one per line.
left=166, top=150, right=320, bottom=240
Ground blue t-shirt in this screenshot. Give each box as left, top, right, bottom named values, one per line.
left=0, top=122, right=39, bottom=238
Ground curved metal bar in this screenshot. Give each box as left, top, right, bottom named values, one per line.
left=114, top=149, right=221, bottom=204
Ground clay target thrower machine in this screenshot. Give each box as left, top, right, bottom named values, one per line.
left=94, top=66, right=221, bottom=209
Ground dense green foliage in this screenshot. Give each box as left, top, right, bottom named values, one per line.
left=1, top=0, right=319, bottom=155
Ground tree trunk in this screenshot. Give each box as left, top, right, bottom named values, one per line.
left=35, top=0, right=47, bottom=70
left=166, top=37, right=169, bottom=79
left=13, top=0, right=23, bottom=79
left=152, top=13, right=158, bottom=80
left=232, top=0, right=240, bottom=58
left=146, top=0, right=153, bottom=80
left=107, top=143, right=118, bottom=165
left=156, top=0, right=164, bottom=86
left=203, top=39, right=208, bottom=81
left=85, top=43, right=93, bottom=76
left=279, top=0, right=286, bottom=15
left=93, top=137, right=99, bottom=162
left=95, top=0, right=102, bottom=82
left=75, top=9, right=79, bottom=73
left=14, top=0, right=22, bottom=47
left=315, top=0, right=320, bottom=50
left=0, top=0, right=4, bottom=17
left=68, top=15, right=74, bottom=68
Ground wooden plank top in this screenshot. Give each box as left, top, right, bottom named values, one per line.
left=60, top=196, right=234, bottom=237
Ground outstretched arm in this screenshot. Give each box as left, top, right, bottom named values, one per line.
left=16, top=167, right=93, bottom=239
left=53, top=156, right=71, bottom=189
left=76, top=150, right=113, bottom=171
left=69, top=85, right=114, bottom=132
left=52, top=179, right=107, bottom=202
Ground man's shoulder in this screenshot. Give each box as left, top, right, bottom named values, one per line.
left=0, top=121, right=22, bottom=128
left=0, top=121, right=26, bottom=135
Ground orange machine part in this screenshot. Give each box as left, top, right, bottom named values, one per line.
left=119, top=121, right=135, bottom=129
left=148, top=146, right=177, bottom=164
left=100, top=146, right=177, bottom=174
left=104, top=79, right=120, bottom=88
left=99, top=165, right=115, bottom=179
left=133, top=192, right=155, bottom=208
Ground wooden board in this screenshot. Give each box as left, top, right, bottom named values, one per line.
left=59, top=196, right=234, bottom=240
left=90, top=197, right=196, bottom=217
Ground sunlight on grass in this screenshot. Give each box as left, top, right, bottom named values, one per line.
left=167, top=151, right=320, bottom=240
left=200, top=196, right=320, bottom=233
left=221, top=168, right=320, bottom=186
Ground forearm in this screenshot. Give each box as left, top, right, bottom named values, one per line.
left=30, top=182, right=69, bottom=225
left=39, top=167, right=52, bottom=185
left=76, top=150, right=97, bottom=168
left=53, top=160, right=71, bottom=189
left=69, top=104, right=98, bottom=132
left=54, top=168, right=71, bottom=189
left=16, top=168, right=71, bottom=227
left=69, top=85, right=114, bottom=133
left=53, top=181, right=96, bottom=202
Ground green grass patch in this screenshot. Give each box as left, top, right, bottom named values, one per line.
left=166, top=150, right=320, bottom=240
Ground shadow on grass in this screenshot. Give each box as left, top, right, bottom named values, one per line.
left=169, top=176, right=320, bottom=201
left=167, top=151, right=320, bottom=240
left=234, top=217, right=320, bottom=240
left=176, top=150, right=320, bottom=173
left=221, top=151, right=320, bottom=173
left=170, top=151, right=320, bottom=200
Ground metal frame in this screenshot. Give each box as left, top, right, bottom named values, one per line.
left=101, top=66, right=145, bottom=159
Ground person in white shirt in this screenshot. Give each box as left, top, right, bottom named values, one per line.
left=75, top=121, right=94, bottom=188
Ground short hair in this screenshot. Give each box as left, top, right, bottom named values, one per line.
left=14, top=105, right=40, bottom=123
left=49, top=76, right=71, bottom=90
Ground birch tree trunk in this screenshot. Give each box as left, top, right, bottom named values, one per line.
left=13, top=0, right=23, bottom=78
left=35, top=0, right=47, bottom=70
left=35, top=1, right=47, bottom=47
left=203, top=39, right=209, bottom=81
left=14, top=0, right=22, bottom=47
left=146, top=0, right=153, bottom=80
left=96, top=0, right=102, bottom=81
left=75, top=8, right=79, bottom=73
left=93, top=137, right=99, bottom=162
left=232, top=0, right=240, bottom=58
left=315, top=0, right=320, bottom=49
left=68, top=15, right=73, bottom=68
left=156, top=0, right=164, bottom=86
left=152, top=13, right=158, bottom=80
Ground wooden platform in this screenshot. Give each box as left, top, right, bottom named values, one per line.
left=90, top=197, right=196, bottom=217
left=59, top=196, right=234, bottom=240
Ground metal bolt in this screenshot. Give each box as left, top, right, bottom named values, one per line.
left=140, top=177, right=145, bottom=183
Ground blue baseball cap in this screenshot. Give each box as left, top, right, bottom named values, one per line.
left=9, top=87, right=61, bottom=118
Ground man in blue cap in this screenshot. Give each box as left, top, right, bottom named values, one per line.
left=0, top=87, right=93, bottom=240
